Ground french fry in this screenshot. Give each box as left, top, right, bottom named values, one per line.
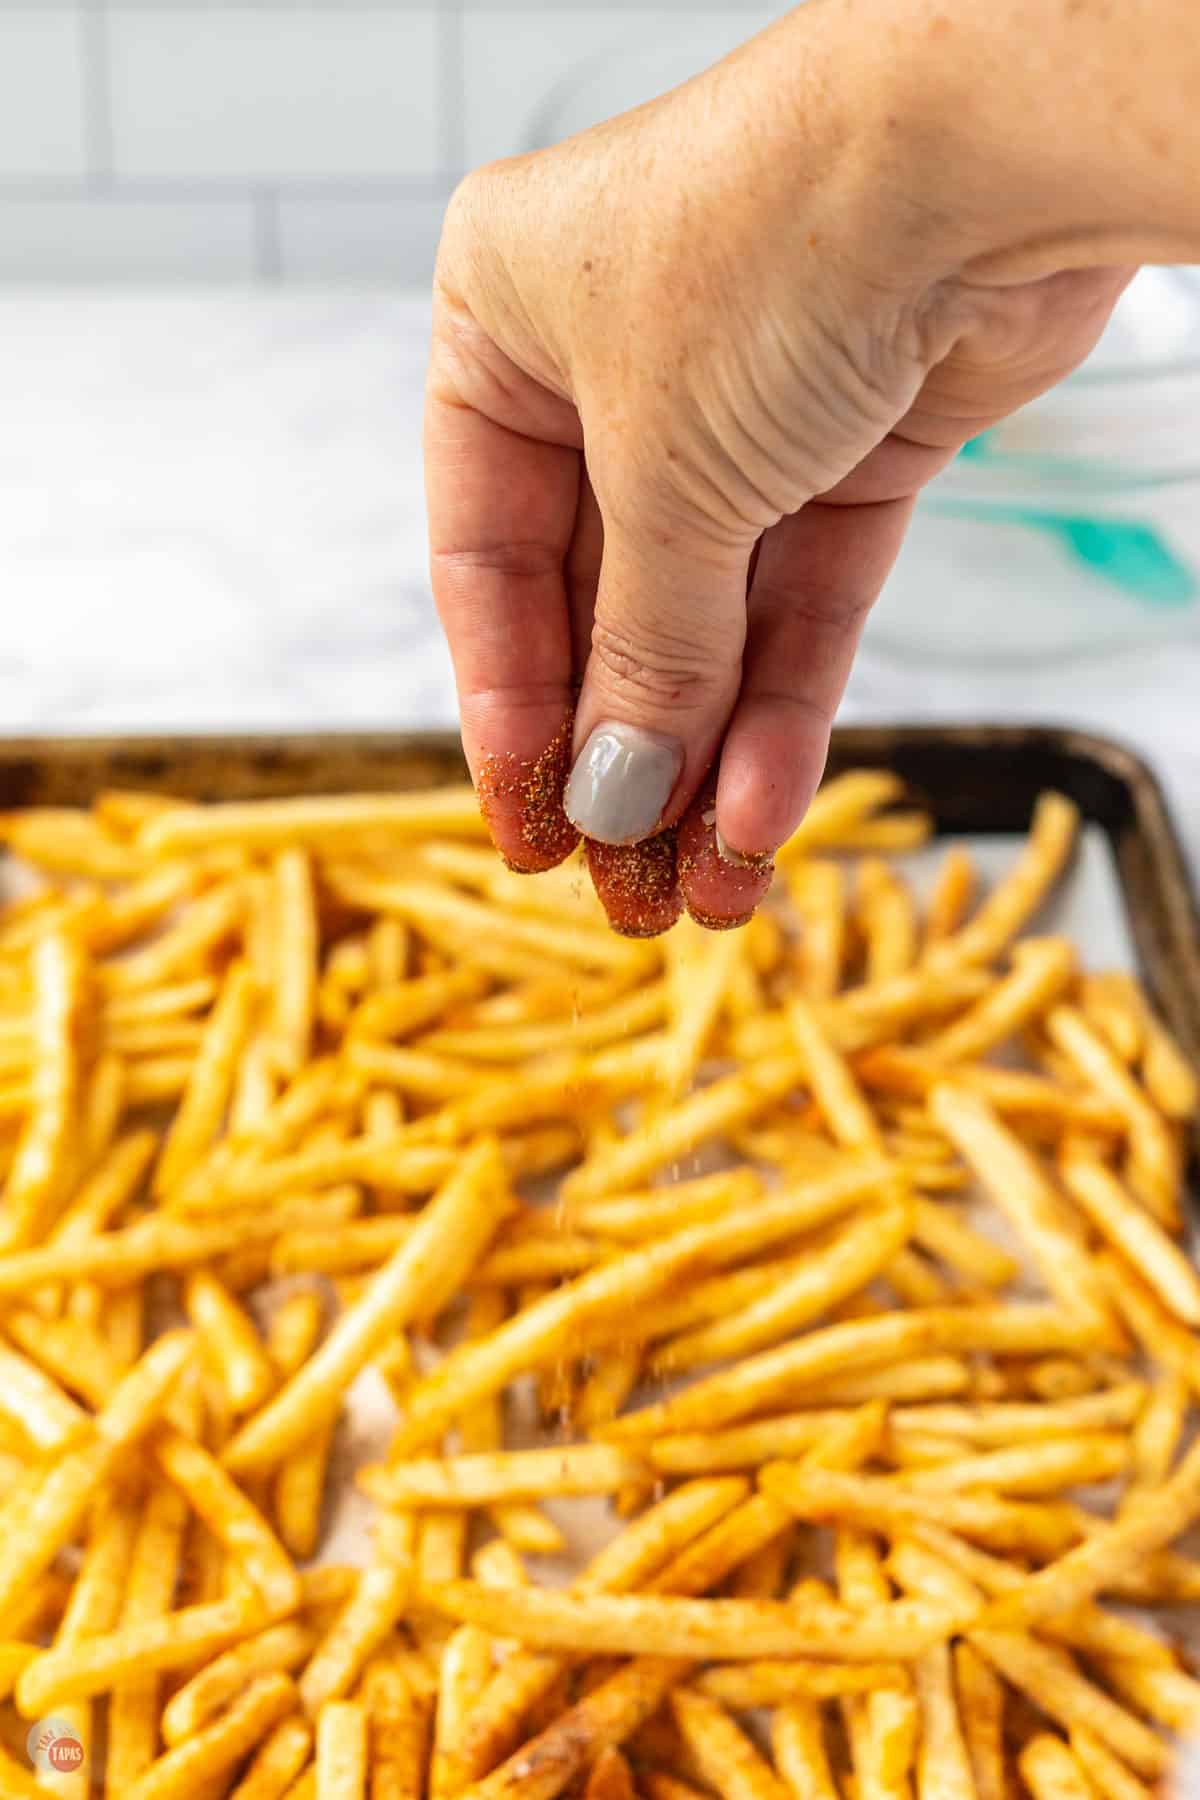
left=139, top=788, right=488, bottom=856
left=931, top=792, right=1079, bottom=968
left=1046, top=1005, right=1179, bottom=1226
left=788, top=996, right=884, bottom=1152
left=924, top=847, right=977, bottom=945
left=656, top=1199, right=914, bottom=1371
left=153, top=961, right=258, bottom=1201
left=0, top=929, right=84, bottom=1249
left=186, top=1269, right=278, bottom=1414
left=696, top=1660, right=907, bottom=1705
left=162, top=1621, right=315, bottom=1746
left=1097, top=1658, right=1200, bottom=1734
left=421, top=1583, right=969, bottom=1660
left=931, top=937, right=1076, bottom=1066
left=16, top=1591, right=270, bottom=1716
left=124, top=1672, right=298, bottom=1800
left=366, top=1443, right=645, bottom=1509
left=786, top=860, right=845, bottom=999
left=772, top=1697, right=839, bottom=1800
left=582, top=1747, right=637, bottom=1800
left=1128, top=1367, right=1188, bottom=1489
left=930, top=1083, right=1116, bottom=1334
left=911, top=1642, right=977, bottom=1800
left=154, top=1426, right=300, bottom=1616
left=105, top=1474, right=191, bottom=1793
left=1060, top=1143, right=1200, bottom=1325
left=271, top=850, right=318, bottom=1079
left=430, top=1623, right=493, bottom=1799
left=777, top=772, right=906, bottom=861
left=362, top=1655, right=430, bottom=1800
left=0, top=1330, right=193, bottom=1619
left=670, top=1686, right=792, bottom=1800
left=970, top=1634, right=1167, bottom=1777
left=763, top=1464, right=1078, bottom=1559
left=953, top=1640, right=1006, bottom=1800
left=299, top=1514, right=415, bottom=1718
left=316, top=1699, right=368, bottom=1800
left=1019, top=1734, right=1096, bottom=1800
left=603, top=1305, right=1106, bottom=1441
left=226, top=1138, right=512, bottom=1471
left=857, top=858, right=918, bottom=983
left=1068, top=1726, right=1153, bottom=1800
left=0, top=1340, right=88, bottom=1451
left=898, top=1433, right=1128, bottom=1495
left=230, top=1713, right=314, bottom=1800
left=390, top=1159, right=890, bottom=1454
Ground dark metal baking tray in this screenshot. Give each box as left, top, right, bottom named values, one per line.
left=0, top=723, right=1193, bottom=1072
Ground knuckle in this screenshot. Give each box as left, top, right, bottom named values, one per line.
left=589, top=618, right=730, bottom=711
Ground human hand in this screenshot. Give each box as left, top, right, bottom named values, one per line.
left=425, top=0, right=1136, bottom=933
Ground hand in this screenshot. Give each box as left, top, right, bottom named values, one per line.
left=425, top=0, right=1132, bottom=933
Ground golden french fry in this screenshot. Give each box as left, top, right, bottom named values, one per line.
left=1046, top=1005, right=1180, bottom=1226
left=105, top=1474, right=191, bottom=1793
left=953, top=1640, right=1006, bottom=1800
left=316, top=1698, right=367, bottom=1800
left=1019, top=1733, right=1097, bottom=1800
left=924, top=846, right=977, bottom=944
left=931, top=791, right=1079, bottom=968
left=299, top=1515, right=415, bottom=1718
left=16, top=1591, right=270, bottom=1716
left=364, top=1444, right=646, bottom=1508
left=1068, top=1726, right=1153, bottom=1800
left=971, top=1633, right=1166, bottom=1777
left=786, top=859, right=846, bottom=999
left=856, top=857, right=918, bottom=983
left=1099, top=1658, right=1200, bottom=1734
left=602, top=1304, right=1105, bottom=1441
left=670, top=1686, right=791, bottom=1800
left=162, top=1621, right=315, bottom=1746
left=226, top=1138, right=512, bottom=1472
left=0, top=1330, right=193, bottom=1620
left=929, top=1083, right=1114, bottom=1332
left=138, top=788, right=488, bottom=856
left=1129, top=1367, right=1188, bottom=1489
left=362, top=1655, right=430, bottom=1800
left=154, top=1426, right=300, bottom=1616
left=0, top=1340, right=88, bottom=1451
left=763, top=1464, right=1078, bottom=1558
left=0, top=930, right=84, bottom=1249
left=656, top=1199, right=914, bottom=1372
left=695, top=1661, right=907, bottom=1706
left=270, top=850, right=317, bottom=1079
left=430, top=1622, right=493, bottom=1799
left=421, top=1582, right=969, bottom=1660
left=777, top=772, right=907, bottom=862
left=125, top=1672, right=298, bottom=1800
left=392, top=1157, right=889, bottom=1454
left=229, top=1713, right=314, bottom=1800
left=929, top=936, right=1076, bottom=1064
left=186, top=1269, right=278, bottom=1414
left=1060, top=1143, right=1200, bottom=1325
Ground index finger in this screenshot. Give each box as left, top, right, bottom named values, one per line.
left=424, top=325, right=581, bottom=874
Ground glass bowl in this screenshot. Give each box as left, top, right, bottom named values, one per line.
left=867, top=267, right=1200, bottom=665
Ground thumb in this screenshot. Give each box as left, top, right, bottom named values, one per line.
left=563, top=503, right=752, bottom=847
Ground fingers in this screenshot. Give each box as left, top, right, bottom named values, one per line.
left=671, top=497, right=913, bottom=930
left=564, top=506, right=752, bottom=847
left=424, top=379, right=581, bottom=873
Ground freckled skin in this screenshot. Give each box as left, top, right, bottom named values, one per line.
left=428, top=0, right=1200, bottom=933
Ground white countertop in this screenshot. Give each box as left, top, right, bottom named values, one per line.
left=1, top=291, right=1197, bottom=873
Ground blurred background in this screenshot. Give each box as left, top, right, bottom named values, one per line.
left=0, top=1, right=1198, bottom=859
left=0, top=3, right=776, bottom=283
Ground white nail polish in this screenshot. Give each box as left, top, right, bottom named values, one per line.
left=564, top=723, right=684, bottom=844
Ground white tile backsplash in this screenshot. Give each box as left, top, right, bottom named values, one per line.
left=277, top=188, right=449, bottom=282
left=0, top=9, right=87, bottom=179
left=0, top=1, right=780, bottom=282
left=462, top=6, right=765, bottom=165
left=0, top=194, right=258, bottom=281
left=108, top=7, right=439, bottom=181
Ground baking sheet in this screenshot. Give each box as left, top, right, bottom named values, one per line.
left=316, top=825, right=1152, bottom=1579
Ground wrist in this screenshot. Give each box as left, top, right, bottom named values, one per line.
left=855, top=0, right=1200, bottom=282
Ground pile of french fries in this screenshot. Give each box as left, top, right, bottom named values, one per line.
left=0, top=770, right=1196, bottom=1800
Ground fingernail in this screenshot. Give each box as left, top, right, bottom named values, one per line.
left=715, top=826, right=755, bottom=869
left=564, top=723, right=684, bottom=845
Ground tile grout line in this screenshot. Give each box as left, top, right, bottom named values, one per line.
left=437, top=0, right=466, bottom=180
left=80, top=0, right=115, bottom=190
left=254, top=186, right=282, bottom=283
